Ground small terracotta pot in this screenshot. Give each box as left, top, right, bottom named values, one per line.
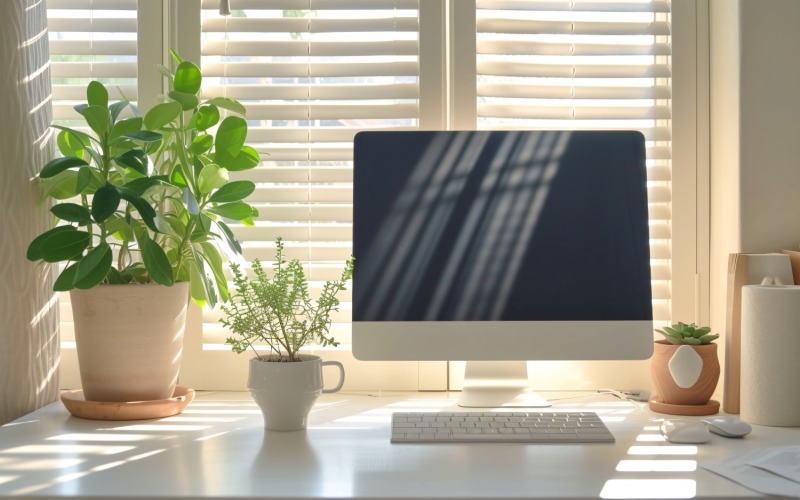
left=651, top=340, right=720, bottom=405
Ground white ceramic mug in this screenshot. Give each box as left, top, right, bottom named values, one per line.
left=248, top=354, right=345, bottom=431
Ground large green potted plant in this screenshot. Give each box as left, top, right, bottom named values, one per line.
left=221, top=238, right=353, bottom=430
left=650, top=322, right=721, bottom=416
left=27, top=51, right=259, bottom=404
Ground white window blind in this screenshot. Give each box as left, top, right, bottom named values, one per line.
left=198, top=0, right=421, bottom=348
left=470, top=0, right=672, bottom=326
left=48, top=0, right=139, bottom=363
left=48, top=0, right=138, bottom=125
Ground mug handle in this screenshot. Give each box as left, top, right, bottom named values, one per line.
left=321, top=360, right=345, bottom=393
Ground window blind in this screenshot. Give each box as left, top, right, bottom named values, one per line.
left=48, top=0, right=138, bottom=125
left=198, top=0, right=421, bottom=348
left=48, top=0, right=139, bottom=351
left=472, top=0, right=672, bottom=325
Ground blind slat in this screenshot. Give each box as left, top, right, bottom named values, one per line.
left=476, top=18, right=671, bottom=36
left=477, top=83, right=670, bottom=100
left=477, top=40, right=671, bottom=57
left=202, top=40, right=419, bottom=57
left=477, top=61, right=672, bottom=79
left=46, top=18, right=137, bottom=33
left=50, top=61, right=137, bottom=78
left=202, top=61, right=418, bottom=78
left=203, top=83, right=418, bottom=101
left=202, top=17, right=419, bottom=34
left=201, top=0, right=418, bottom=9
left=476, top=0, right=670, bottom=12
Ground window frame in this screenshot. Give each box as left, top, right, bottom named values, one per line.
left=57, top=0, right=706, bottom=393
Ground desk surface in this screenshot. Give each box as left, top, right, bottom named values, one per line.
left=0, top=391, right=795, bottom=500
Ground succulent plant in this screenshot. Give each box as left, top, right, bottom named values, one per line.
left=656, top=322, right=719, bottom=345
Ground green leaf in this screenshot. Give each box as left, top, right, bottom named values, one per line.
left=40, top=156, right=89, bottom=179
left=91, top=183, right=121, bottom=223
left=197, top=164, right=229, bottom=194
left=217, top=220, right=242, bottom=254
left=79, top=105, right=110, bottom=137
left=109, top=101, right=131, bottom=122
left=118, top=188, right=159, bottom=232
left=174, top=60, right=202, bottom=94
left=214, top=116, right=247, bottom=158
left=53, top=263, right=79, bottom=291
left=204, top=97, right=246, bottom=116
left=215, top=145, right=260, bottom=172
left=144, top=101, right=183, bottom=131
left=57, top=129, right=87, bottom=158
left=169, top=91, right=199, bottom=111
left=169, top=49, right=184, bottom=65
left=182, top=188, right=200, bottom=215
left=105, top=266, right=128, bottom=285
left=198, top=242, right=229, bottom=302
left=122, top=130, right=162, bottom=143
left=27, top=226, right=76, bottom=261
left=73, top=242, right=113, bottom=289
left=196, top=213, right=212, bottom=233
left=173, top=61, right=203, bottom=94
left=698, top=333, right=719, bottom=344
left=123, top=176, right=167, bottom=196
left=189, top=105, right=220, bottom=131
left=207, top=201, right=254, bottom=221
left=141, top=237, right=175, bottom=286
left=51, top=203, right=92, bottom=225
left=76, top=166, right=93, bottom=194
left=155, top=64, right=173, bottom=81
left=189, top=134, right=214, bottom=156
left=114, top=149, right=148, bottom=176
left=170, top=167, right=187, bottom=188
left=41, top=170, right=80, bottom=200
left=87, top=81, right=108, bottom=109
left=40, top=230, right=91, bottom=263
left=209, top=180, right=255, bottom=203
left=110, top=117, right=143, bottom=142
left=188, top=256, right=210, bottom=308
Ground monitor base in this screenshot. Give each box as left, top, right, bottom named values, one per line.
left=457, top=360, right=552, bottom=408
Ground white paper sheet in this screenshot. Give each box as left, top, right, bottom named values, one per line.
left=702, top=447, right=800, bottom=498
left=747, top=447, right=800, bottom=484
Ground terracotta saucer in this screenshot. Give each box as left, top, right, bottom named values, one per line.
left=61, top=386, right=195, bottom=421
left=648, top=397, right=720, bottom=416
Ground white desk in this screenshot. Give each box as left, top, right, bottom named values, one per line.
left=0, top=391, right=795, bottom=500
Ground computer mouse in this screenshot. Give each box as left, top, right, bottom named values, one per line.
left=700, top=415, right=752, bottom=437
left=660, top=419, right=711, bottom=444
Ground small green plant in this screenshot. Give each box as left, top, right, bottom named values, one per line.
left=221, top=238, right=354, bottom=362
left=656, top=322, right=719, bottom=345
left=26, top=50, right=259, bottom=307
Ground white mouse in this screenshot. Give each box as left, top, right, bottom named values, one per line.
left=700, top=415, right=752, bottom=437
left=660, top=419, right=711, bottom=443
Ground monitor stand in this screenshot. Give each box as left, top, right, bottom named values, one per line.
left=458, top=361, right=552, bottom=408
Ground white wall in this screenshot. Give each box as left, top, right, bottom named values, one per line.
left=0, top=0, right=60, bottom=425
left=709, top=0, right=800, bottom=404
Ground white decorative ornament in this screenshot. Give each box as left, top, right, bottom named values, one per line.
left=668, top=345, right=703, bottom=388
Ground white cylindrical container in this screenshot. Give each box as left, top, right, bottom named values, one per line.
left=741, top=285, right=800, bottom=426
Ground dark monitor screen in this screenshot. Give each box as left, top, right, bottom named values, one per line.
left=353, top=130, right=652, bottom=324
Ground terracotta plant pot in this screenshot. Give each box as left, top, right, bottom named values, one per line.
left=650, top=340, right=720, bottom=406
left=70, top=282, right=189, bottom=402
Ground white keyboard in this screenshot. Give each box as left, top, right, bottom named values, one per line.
left=391, top=411, right=615, bottom=443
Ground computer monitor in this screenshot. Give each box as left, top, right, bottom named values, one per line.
left=351, top=130, right=653, bottom=407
